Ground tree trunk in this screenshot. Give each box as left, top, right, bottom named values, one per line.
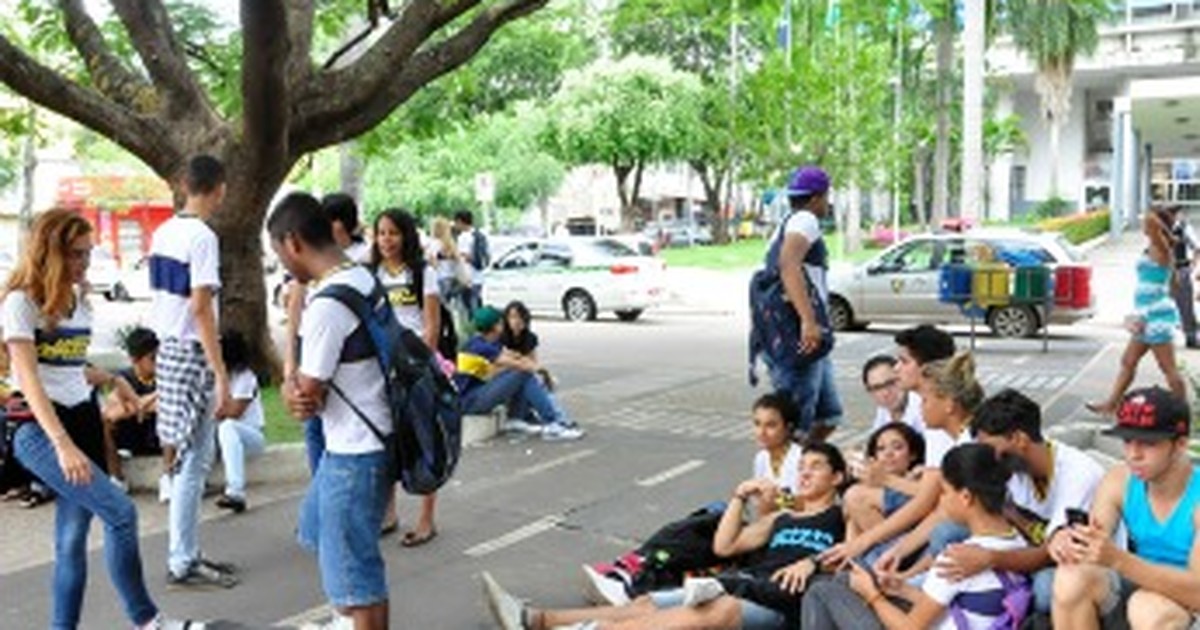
left=914, top=147, right=928, bottom=230
left=613, top=162, right=636, bottom=232
left=1048, top=115, right=1061, bottom=200
left=932, top=8, right=953, bottom=228
left=18, top=104, right=36, bottom=253
left=338, top=140, right=364, bottom=208
left=845, top=186, right=863, bottom=254
left=960, top=0, right=985, bottom=221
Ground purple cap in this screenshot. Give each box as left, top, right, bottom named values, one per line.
left=787, top=166, right=830, bottom=196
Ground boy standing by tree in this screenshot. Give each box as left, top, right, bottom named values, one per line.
left=150, top=154, right=235, bottom=589
left=272, top=192, right=392, bottom=629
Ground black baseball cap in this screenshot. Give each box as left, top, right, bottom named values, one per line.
left=1102, top=387, right=1191, bottom=442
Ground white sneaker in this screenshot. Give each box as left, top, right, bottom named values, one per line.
left=110, top=476, right=129, bottom=494
left=481, top=571, right=528, bottom=630
left=503, top=418, right=543, bottom=436
left=158, top=474, right=172, bottom=504
left=542, top=423, right=585, bottom=441
left=299, top=613, right=353, bottom=630
left=138, top=615, right=207, bottom=629
left=581, top=564, right=630, bottom=606
left=681, top=576, right=726, bottom=607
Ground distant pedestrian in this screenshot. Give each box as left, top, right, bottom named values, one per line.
left=454, top=210, right=489, bottom=314
left=1088, top=206, right=1187, bottom=416
left=5, top=209, right=198, bottom=628
left=764, top=165, right=842, bottom=444
left=324, top=192, right=370, bottom=263
left=428, top=216, right=470, bottom=322
left=150, top=154, right=238, bottom=589
left=270, top=192, right=392, bottom=630
left=100, top=326, right=173, bottom=502
left=1166, top=205, right=1200, bottom=348
left=214, top=331, right=265, bottom=515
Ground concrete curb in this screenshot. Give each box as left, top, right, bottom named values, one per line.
left=121, top=414, right=503, bottom=492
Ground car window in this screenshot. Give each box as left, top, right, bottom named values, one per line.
left=877, top=239, right=938, bottom=273
left=580, top=239, right=637, bottom=258
left=536, top=244, right=572, bottom=268
left=496, top=243, right=537, bottom=269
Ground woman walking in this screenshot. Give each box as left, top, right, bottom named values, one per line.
left=4, top=209, right=192, bottom=629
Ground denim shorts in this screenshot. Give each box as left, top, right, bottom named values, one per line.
left=297, top=450, right=392, bottom=608
left=649, top=587, right=785, bottom=630
left=882, top=488, right=911, bottom=517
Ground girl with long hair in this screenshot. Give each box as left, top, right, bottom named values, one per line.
left=370, top=208, right=441, bottom=546
left=4, top=209, right=190, bottom=628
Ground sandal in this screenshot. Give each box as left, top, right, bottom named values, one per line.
left=400, top=528, right=437, bottom=548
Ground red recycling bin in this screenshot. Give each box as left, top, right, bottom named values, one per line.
left=1054, top=265, right=1092, bottom=309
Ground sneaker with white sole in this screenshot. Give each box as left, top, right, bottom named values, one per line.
left=681, top=576, right=726, bottom=607
left=542, top=423, right=585, bottom=441
left=138, top=615, right=208, bottom=629
left=502, top=418, right=543, bottom=436
left=299, top=613, right=353, bottom=630
left=581, top=564, right=630, bottom=606
left=481, top=571, right=529, bottom=630
left=166, top=562, right=239, bottom=590
left=158, top=474, right=172, bottom=504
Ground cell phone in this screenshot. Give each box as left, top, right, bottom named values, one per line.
left=1065, top=508, right=1090, bottom=527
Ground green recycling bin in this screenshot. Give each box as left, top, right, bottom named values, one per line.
left=1012, top=266, right=1050, bottom=303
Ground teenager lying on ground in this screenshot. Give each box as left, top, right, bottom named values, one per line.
left=481, top=443, right=849, bottom=630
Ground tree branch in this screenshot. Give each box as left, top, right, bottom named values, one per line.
left=291, top=0, right=547, bottom=155
left=109, top=0, right=212, bottom=120
left=0, top=33, right=180, bottom=175
left=55, top=0, right=156, bottom=113
left=241, top=0, right=291, bottom=164
left=284, top=0, right=314, bottom=91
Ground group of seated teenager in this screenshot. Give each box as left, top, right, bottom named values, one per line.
left=481, top=323, right=1200, bottom=630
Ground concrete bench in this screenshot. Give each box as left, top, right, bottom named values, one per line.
left=122, top=413, right=503, bottom=493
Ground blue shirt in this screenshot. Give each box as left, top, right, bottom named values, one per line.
left=1123, top=466, right=1200, bottom=568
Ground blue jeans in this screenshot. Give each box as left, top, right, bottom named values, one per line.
left=928, top=520, right=972, bottom=557
left=462, top=370, right=568, bottom=425
left=1032, top=567, right=1055, bottom=614
left=304, top=416, right=324, bottom=475
left=766, top=355, right=843, bottom=434
left=14, top=418, right=158, bottom=628
left=298, top=450, right=391, bottom=608
left=216, top=421, right=266, bottom=499
left=649, top=587, right=785, bottom=630
left=168, top=412, right=216, bottom=576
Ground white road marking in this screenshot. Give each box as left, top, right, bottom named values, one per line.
left=1041, top=341, right=1118, bottom=413
left=636, top=460, right=706, bottom=487
left=459, top=449, right=597, bottom=497
left=464, top=515, right=564, bottom=557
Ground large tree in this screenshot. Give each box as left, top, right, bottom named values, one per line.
left=0, top=0, right=547, bottom=372
left=1005, top=0, right=1108, bottom=200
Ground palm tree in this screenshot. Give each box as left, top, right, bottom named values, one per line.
left=1005, top=0, right=1111, bottom=199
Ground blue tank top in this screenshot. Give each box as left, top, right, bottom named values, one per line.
left=1123, top=466, right=1200, bottom=568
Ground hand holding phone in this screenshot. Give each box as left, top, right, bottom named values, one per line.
left=1066, top=508, right=1090, bottom=528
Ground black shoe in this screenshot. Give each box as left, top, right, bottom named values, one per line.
left=167, top=562, right=239, bottom=590
left=215, top=494, right=247, bottom=514
left=198, top=555, right=239, bottom=575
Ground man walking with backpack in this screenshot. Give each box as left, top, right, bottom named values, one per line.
left=454, top=210, right=489, bottom=315
left=271, top=192, right=392, bottom=630
left=754, top=166, right=842, bottom=444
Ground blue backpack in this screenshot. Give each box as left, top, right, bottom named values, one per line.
left=317, top=281, right=463, bottom=495
left=948, top=571, right=1032, bottom=630
left=748, top=212, right=835, bottom=387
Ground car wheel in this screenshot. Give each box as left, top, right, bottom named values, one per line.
left=828, top=296, right=854, bottom=332
left=563, top=290, right=597, bottom=322
left=988, top=305, right=1038, bottom=338
left=615, top=309, right=643, bottom=322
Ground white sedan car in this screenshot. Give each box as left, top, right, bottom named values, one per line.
left=482, top=238, right=667, bottom=322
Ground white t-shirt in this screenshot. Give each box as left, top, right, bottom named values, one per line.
left=753, top=442, right=803, bottom=494
left=2, top=289, right=92, bottom=406
left=456, top=230, right=479, bottom=282
left=923, top=533, right=1028, bottom=630
left=149, top=215, right=220, bottom=342
left=780, top=210, right=827, bottom=301
left=376, top=264, right=439, bottom=335
left=228, top=368, right=264, bottom=431
left=871, top=391, right=926, bottom=433
left=1008, top=440, right=1105, bottom=533
left=300, top=265, right=391, bottom=455
left=924, top=426, right=973, bottom=468
left=344, top=241, right=370, bottom=264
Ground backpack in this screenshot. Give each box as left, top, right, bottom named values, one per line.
left=410, top=260, right=461, bottom=362
left=747, top=212, right=835, bottom=387
left=948, top=571, right=1033, bottom=630
left=628, top=504, right=728, bottom=596
left=317, top=280, right=463, bottom=495
left=471, top=230, right=491, bottom=271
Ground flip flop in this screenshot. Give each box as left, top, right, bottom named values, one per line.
left=380, top=520, right=399, bottom=537
left=400, top=528, right=437, bottom=548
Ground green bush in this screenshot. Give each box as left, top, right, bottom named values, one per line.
left=1033, top=196, right=1072, bottom=220
left=1038, top=209, right=1110, bottom=245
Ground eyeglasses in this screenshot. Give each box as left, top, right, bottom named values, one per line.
left=866, top=378, right=899, bottom=393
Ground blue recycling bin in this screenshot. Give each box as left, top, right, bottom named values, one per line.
left=939, top=264, right=973, bottom=304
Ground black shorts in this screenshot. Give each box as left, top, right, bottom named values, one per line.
left=56, top=400, right=106, bottom=469
left=112, top=415, right=162, bottom=456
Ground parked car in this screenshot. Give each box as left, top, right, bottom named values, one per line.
left=643, top=221, right=713, bottom=248
left=87, top=247, right=132, bottom=301
left=826, top=229, right=1094, bottom=338
left=482, top=237, right=667, bottom=322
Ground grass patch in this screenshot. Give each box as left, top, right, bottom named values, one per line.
left=261, top=385, right=304, bottom=444
left=661, top=234, right=880, bottom=270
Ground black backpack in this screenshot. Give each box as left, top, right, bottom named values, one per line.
left=629, top=506, right=727, bottom=595
left=317, top=280, right=463, bottom=495
left=471, top=230, right=491, bottom=271
left=411, top=260, right=460, bottom=362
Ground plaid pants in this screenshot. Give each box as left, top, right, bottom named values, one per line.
left=155, top=338, right=213, bottom=456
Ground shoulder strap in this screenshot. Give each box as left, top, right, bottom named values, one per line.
left=315, top=281, right=392, bottom=443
